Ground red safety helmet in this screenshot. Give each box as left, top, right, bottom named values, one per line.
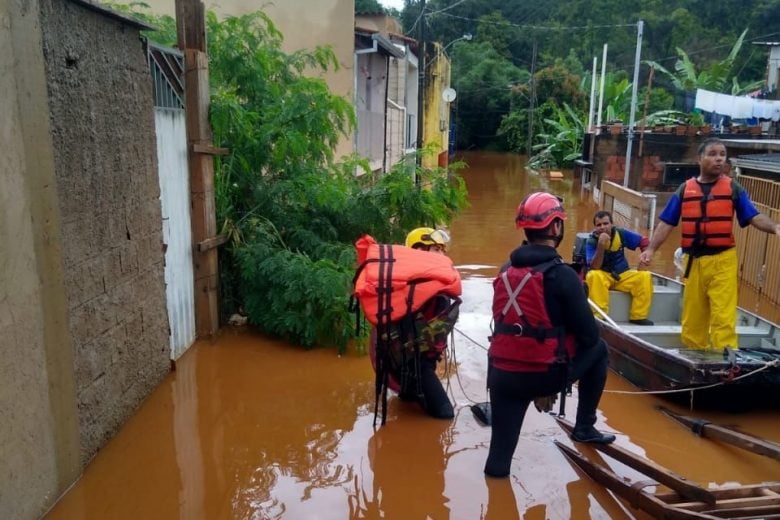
left=515, top=192, right=567, bottom=229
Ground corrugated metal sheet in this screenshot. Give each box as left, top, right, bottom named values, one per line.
left=155, top=108, right=195, bottom=359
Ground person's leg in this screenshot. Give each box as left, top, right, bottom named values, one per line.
left=706, top=248, right=738, bottom=350
left=680, top=257, right=711, bottom=349
left=484, top=368, right=532, bottom=478
left=614, top=270, right=653, bottom=321
left=585, top=270, right=615, bottom=316
left=418, top=357, right=454, bottom=419
left=568, top=339, right=615, bottom=444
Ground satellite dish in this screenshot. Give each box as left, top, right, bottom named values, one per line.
left=442, top=87, right=457, bottom=103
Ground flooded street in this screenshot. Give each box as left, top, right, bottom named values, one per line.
left=46, top=151, right=779, bottom=519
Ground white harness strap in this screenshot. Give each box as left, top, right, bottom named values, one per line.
left=500, top=270, right=533, bottom=318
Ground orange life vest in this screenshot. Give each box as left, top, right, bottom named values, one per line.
left=680, top=176, right=735, bottom=250
left=353, top=235, right=462, bottom=325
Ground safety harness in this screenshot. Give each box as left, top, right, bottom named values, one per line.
left=489, top=258, right=575, bottom=414
left=351, top=236, right=462, bottom=426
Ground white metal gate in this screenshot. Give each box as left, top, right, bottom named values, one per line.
left=155, top=109, right=195, bottom=359
left=149, top=42, right=195, bottom=360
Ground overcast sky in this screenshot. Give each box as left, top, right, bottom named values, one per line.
left=379, top=0, right=405, bottom=11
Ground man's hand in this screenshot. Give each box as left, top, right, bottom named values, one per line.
left=639, top=249, right=653, bottom=266
left=533, top=394, right=558, bottom=413
left=597, top=232, right=611, bottom=250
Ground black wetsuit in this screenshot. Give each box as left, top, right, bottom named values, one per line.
left=484, top=243, right=609, bottom=477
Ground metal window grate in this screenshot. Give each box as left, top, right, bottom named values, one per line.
left=145, top=40, right=184, bottom=109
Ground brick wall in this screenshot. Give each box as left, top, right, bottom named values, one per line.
left=40, top=0, right=170, bottom=464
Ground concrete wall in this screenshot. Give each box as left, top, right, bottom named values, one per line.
left=145, top=0, right=355, bottom=159
left=39, top=0, right=170, bottom=464
left=1, top=1, right=81, bottom=517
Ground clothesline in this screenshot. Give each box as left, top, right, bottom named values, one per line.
left=695, top=88, right=780, bottom=122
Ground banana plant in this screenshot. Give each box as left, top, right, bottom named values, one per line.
left=646, top=28, right=762, bottom=94
left=528, top=102, right=585, bottom=168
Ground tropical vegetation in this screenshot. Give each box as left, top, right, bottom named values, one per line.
left=392, top=0, right=773, bottom=166
left=123, top=5, right=468, bottom=352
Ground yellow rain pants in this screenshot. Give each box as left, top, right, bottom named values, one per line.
left=681, top=247, right=738, bottom=350
left=586, top=269, right=653, bottom=321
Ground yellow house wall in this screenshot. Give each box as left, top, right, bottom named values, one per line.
left=144, top=0, right=355, bottom=159
left=422, top=43, right=451, bottom=169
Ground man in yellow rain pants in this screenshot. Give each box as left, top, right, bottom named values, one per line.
left=585, top=210, right=654, bottom=325
left=640, top=137, right=780, bottom=350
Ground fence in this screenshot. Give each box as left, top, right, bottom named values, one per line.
left=599, top=181, right=657, bottom=232
left=734, top=175, right=780, bottom=307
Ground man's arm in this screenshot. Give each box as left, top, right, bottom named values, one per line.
left=589, top=233, right=610, bottom=270
left=749, top=213, right=780, bottom=235
left=638, top=221, right=675, bottom=266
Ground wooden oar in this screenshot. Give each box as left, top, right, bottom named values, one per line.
left=555, top=417, right=717, bottom=505
left=658, top=406, right=780, bottom=461
left=554, top=441, right=719, bottom=519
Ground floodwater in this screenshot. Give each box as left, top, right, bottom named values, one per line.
left=46, top=151, right=779, bottom=520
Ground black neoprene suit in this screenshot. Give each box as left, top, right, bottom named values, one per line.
left=484, top=243, right=609, bottom=477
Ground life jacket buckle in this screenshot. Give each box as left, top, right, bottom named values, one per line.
left=510, top=323, right=524, bottom=336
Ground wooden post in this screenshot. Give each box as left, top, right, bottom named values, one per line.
left=176, top=0, right=220, bottom=338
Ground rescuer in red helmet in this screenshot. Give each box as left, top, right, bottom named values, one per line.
left=484, top=191, right=615, bottom=479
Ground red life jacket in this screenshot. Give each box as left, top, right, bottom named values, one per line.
left=680, top=176, right=736, bottom=250
left=489, top=259, right=576, bottom=372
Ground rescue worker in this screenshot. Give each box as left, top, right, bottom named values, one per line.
left=484, top=192, right=615, bottom=479
left=405, top=227, right=450, bottom=254
left=585, top=210, right=654, bottom=325
left=398, top=227, right=455, bottom=418
left=639, top=138, right=780, bottom=350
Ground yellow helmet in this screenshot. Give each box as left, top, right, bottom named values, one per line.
left=405, top=227, right=451, bottom=249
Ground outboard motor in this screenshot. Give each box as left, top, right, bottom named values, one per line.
left=571, top=232, right=591, bottom=281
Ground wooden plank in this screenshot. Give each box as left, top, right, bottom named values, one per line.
left=677, top=494, right=780, bottom=512
left=656, top=484, right=780, bottom=502
left=556, top=417, right=717, bottom=505
left=196, top=234, right=228, bottom=252
left=659, top=407, right=780, bottom=461
left=554, top=441, right=718, bottom=519
left=192, top=143, right=229, bottom=156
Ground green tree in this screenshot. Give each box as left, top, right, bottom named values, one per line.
left=355, top=0, right=385, bottom=14
left=128, top=6, right=468, bottom=351
left=451, top=41, right=526, bottom=149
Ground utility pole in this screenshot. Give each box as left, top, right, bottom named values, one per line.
left=596, top=44, right=608, bottom=129
left=587, top=56, right=597, bottom=131
left=623, top=20, right=644, bottom=188
left=415, top=0, right=426, bottom=168
left=526, top=40, right=538, bottom=158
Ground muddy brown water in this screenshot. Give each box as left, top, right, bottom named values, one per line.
left=46, top=151, right=779, bottom=519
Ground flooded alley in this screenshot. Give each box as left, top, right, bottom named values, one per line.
left=45, top=152, right=780, bottom=520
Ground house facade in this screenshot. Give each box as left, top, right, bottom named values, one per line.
left=144, top=0, right=356, bottom=159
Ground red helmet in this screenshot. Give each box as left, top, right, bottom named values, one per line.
left=515, top=192, right=567, bottom=229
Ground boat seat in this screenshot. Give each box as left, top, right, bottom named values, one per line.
left=606, top=286, right=681, bottom=324
left=620, top=324, right=770, bottom=336
left=617, top=323, right=772, bottom=349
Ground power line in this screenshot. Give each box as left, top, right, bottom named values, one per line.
left=433, top=11, right=638, bottom=31
left=425, top=0, right=473, bottom=16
